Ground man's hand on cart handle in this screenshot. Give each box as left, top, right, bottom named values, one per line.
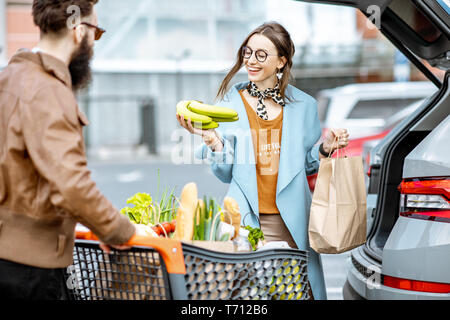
left=99, top=242, right=132, bottom=254
left=99, top=224, right=149, bottom=254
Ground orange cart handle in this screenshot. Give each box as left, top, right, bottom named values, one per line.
left=75, top=229, right=186, bottom=275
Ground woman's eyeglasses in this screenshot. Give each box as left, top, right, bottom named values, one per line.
left=242, top=46, right=279, bottom=63
left=80, top=22, right=106, bottom=41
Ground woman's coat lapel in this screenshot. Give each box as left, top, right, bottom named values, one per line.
left=225, top=82, right=305, bottom=216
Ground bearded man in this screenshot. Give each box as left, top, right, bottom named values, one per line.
left=0, top=0, right=138, bottom=299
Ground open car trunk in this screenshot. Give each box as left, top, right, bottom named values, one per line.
left=366, top=71, right=449, bottom=261
left=293, top=0, right=449, bottom=76
left=295, top=0, right=450, bottom=261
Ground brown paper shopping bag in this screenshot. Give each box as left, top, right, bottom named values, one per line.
left=308, top=147, right=367, bottom=254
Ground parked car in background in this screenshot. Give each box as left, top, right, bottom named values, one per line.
left=317, top=81, right=437, bottom=140
left=296, top=0, right=450, bottom=300
left=307, top=86, right=436, bottom=193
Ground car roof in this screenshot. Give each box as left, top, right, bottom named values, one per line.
left=319, top=81, right=437, bottom=97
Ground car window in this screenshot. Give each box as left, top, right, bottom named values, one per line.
left=347, top=98, right=423, bottom=119
left=317, top=95, right=330, bottom=122
left=388, top=0, right=443, bottom=43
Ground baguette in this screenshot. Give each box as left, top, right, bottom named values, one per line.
left=223, top=197, right=241, bottom=240
left=173, top=182, right=198, bottom=241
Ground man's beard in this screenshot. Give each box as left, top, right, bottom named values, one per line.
left=69, top=35, right=94, bottom=92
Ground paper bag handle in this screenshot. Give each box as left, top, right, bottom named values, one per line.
left=329, top=129, right=348, bottom=159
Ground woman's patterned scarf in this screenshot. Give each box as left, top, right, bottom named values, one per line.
left=247, top=81, right=285, bottom=120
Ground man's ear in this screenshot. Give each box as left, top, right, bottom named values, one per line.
left=73, top=24, right=85, bottom=45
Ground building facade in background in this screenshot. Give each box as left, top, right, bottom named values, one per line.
left=2, top=0, right=38, bottom=63
left=0, top=0, right=440, bottom=158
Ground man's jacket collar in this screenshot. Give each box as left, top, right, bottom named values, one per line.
left=10, top=48, right=72, bottom=89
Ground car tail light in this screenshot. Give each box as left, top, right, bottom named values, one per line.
left=384, top=275, right=450, bottom=293
left=398, top=177, right=450, bottom=223
left=364, top=153, right=371, bottom=175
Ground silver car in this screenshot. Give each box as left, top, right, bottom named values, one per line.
left=317, top=82, right=437, bottom=139
left=295, top=0, right=450, bottom=299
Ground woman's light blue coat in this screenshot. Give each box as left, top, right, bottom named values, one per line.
left=195, top=81, right=327, bottom=300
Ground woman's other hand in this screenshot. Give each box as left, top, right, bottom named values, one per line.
left=323, top=128, right=349, bottom=155
left=176, top=114, right=224, bottom=151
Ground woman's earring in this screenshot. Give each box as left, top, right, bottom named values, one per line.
left=276, top=69, right=283, bottom=80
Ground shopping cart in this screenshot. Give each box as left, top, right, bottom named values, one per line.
left=65, top=228, right=312, bottom=300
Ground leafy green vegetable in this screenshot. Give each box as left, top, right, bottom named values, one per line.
left=193, top=196, right=224, bottom=241
left=120, top=193, right=153, bottom=224
left=156, top=169, right=178, bottom=222
left=120, top=171, right=179, bottom=226
left=244, top=226, right=265, bottom=250
left=157, top=185, right=177, bottom=222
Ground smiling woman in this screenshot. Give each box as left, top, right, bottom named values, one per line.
left=175, top=21, right=351, bottom=301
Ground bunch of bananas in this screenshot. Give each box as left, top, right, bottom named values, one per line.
left=176, top=100, right=239, bottom=130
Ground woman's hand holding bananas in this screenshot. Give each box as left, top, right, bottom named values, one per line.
left=176, top=100, right=239, bottom=152
left=176, top=113, right=224, bottom=151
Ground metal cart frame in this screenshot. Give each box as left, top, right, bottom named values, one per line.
left=66, top=229, right=311, bottom=300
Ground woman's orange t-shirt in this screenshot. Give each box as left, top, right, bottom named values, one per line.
left=239, top=89, right=283, bottom=214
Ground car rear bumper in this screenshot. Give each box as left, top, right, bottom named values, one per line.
left=383, top=217, right=450, bottom=283
left=346, top=246, right=450, bottom=300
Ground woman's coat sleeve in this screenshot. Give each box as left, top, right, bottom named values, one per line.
left=195, top=131, right=235, bottom=183
left=304, top=98, right=322, bottom=176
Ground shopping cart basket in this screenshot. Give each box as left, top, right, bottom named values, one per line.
left=65, top=228, right=311, bottom=300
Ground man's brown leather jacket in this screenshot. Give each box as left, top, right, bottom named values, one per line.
left=0, top=50, right=135, bottom=268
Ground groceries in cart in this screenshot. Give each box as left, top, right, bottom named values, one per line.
left=71, top=182, right=310, bottom=300
left=120, top=188, right=178, bottom=238
left=120, top=182, right=268, bottom=252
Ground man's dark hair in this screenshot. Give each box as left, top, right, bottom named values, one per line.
left=32, top=0, right=98, bottom=34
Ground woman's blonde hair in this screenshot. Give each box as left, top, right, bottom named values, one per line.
left=216, top=21, right=295, bottom=102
